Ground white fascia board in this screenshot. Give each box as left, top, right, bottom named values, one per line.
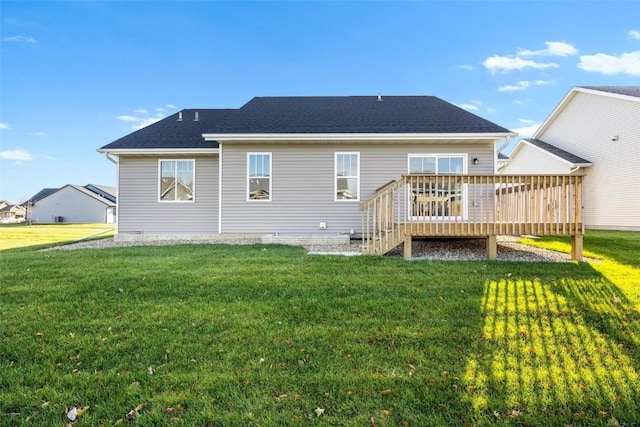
left=533, top=88, right=577, bottom=139
left=97, top=148, right=219, bottom=155
left=521, top=139, right=593, bottom=168
left=202, top=132, right=517, bottom=142
left=575, top=87, right=640, bottom=104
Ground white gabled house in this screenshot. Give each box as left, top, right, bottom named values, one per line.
left=502, top=86, right=640, bottom=231
left=28, top=184, right=117, bottom=224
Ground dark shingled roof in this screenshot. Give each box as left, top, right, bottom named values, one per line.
left=85, top=184, right=117, bottom=203
left=579, top=86, right=640, bottom=98
left=100, top=109, right=235, bottom=150
left=27, top=188, right=58, bottom=203
left=523, top=139, right=592, bottom=165
left=497, top=152, right=509, bottom=160
left=100, top=96, right=513, bottom=150
left=210, top=96, right=512, bottom=134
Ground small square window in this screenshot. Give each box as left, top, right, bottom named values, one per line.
left=159, top=160, right=194, bottom=202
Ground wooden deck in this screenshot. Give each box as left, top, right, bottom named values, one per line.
left=360, top=174, right=584, bottom=260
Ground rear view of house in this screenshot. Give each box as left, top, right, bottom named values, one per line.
left=502, top=86, right=640, bottom=231
left=100, top=96, right=513, bottom=235
left=100, top=95, right=586, bottom=259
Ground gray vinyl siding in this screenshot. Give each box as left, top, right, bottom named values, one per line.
left=31, top=186, right=111, bottom=223
left=221, top=142, right=494, bottom=234
left=117, top=155, right=218, bottom=234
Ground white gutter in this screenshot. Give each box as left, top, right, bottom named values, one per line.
left=570, top=166, right=582, bottom=173
left=202, top=132, right=517, bottom=142
left=98, top=148, right=219, bottom=155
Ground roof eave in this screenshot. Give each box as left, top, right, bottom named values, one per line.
left=522, top=139, right=593, bottom=168
left=97, top=148, right=220, bottom=155
left=202, top=132, right=517, bottom=142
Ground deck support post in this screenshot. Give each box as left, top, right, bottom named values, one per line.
left=571, top=234, right=583, bottom=261
left=486, top=235, right=497, bottom=260
left=403, top=235, right=412, bottom=260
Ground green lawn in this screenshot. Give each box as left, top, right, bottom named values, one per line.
left=1, top=231, right=639, bottom=426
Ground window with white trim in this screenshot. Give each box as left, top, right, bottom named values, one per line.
left=335, top=152, right=359, bottom=201
left=408, top=154, right=466, bottom=217
left=159, top=160, right=195, bottom=202
left=247, top=153, right=271, bottom=201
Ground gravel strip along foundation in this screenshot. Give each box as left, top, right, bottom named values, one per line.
left=43, top=235, right=584, bottom=262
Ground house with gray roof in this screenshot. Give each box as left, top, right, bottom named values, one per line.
left=501, top=86, right=640, bottom=231
left=0, top=201, right=26, bottom=223
left=28, top=184, right=116, bottom=224
left=99, top=95, right=587, bottom=259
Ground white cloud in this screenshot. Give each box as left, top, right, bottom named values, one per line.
left=520, top=41, right=578, bottom=57
left=0, top=149, right=34, bottom=161
left=0, top=122, right=11, bottom=130
left=483, top=55, right=558, bottom=73
left=3, top=35, right=36, bottom=44
left=116, top=115, right=139, bottom=122
left=628, top=30, right=640, bottom=41
left=132, top=117, right=162, bottom=130
left=117, top=105, right=174, bottom=130
left=487, top=107, right=496, bottom=113
left=457, top=100, right=484, bottom=111
left=512, top=123, right=541, bottom=138
left=116, top=114, right=162, bottom=130
left=458, top=64, right=476, bottom=71
left=498, top=80, right=551, bottom=92
left=166, top=104, right=177, bottom=109
left=29, top=131, right=47, bottom=137
left=458, top=103, right=478, bottom=111
left=518, top=118, right=537, bottom=125
left=578, top=50, right=640, bottom=75
left=483, top=41, right=577, bottom=74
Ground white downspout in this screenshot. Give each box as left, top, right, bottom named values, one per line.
left=218, top=144, right=223, bottom=234
left=103, top=152, right=117, bottom=165
left=496, top=136, right=512, bottom=154
left=495, top=136, right=512, bottom=174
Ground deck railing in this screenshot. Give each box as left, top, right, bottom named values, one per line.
left=360, top=174, right=583, bottom=255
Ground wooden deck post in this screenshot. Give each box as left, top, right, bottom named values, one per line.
left=486, top=235, right=497, bottom=260
left=403, top=235, right=412, bottom=260
left=571, top=234, right=583, bottom=261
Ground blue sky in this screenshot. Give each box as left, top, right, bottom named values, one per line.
left=1, top=1, right=639, bottom=203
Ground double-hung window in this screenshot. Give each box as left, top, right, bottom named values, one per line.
left=408, top=154, right=466, bottom=218
left=159, top=160, right=195, bottom=202
left=335, top=152, right=359, bottom=201
left=247, top=153, right=271, bottom=201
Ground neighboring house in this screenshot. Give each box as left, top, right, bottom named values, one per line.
left=501, top=86, right=640, bottom=231
left=0, top=201, right=26, bottom=223
left=28, top=184, right=116, bottom=223
left=99, top=95, right=586, bottom=259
